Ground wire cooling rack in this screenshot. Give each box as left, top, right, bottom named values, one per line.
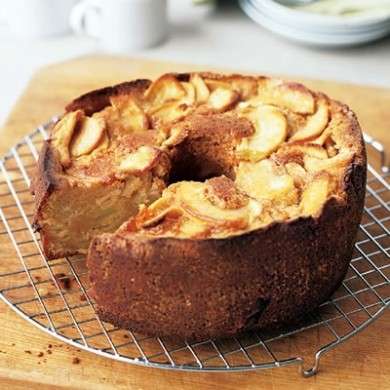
left=0, top=119, right=388, bottom=377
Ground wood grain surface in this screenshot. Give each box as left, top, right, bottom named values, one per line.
left=0, top=55, right=389, bottom=390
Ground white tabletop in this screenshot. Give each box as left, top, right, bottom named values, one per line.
left=1, top=2, right=390, bottom=128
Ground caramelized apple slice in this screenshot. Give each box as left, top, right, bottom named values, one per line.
left=237, top=105, right=287, bottom=161
left=52, top=110, right=83, bottom=167
left=235, top=159, right=298, bottom=205
left=181, top=82, right=196, bottom=105
left=70, top=115, right=106, bottom=158
left=133, top=189, right=209, bottom=237
left=190, top=74, right=210, bottom=103
left=312, top=127, right=333, bottom=146
left=255, top=79, right=315, bottom=114
left=174, top=182, right=250, bottom=225
left=300, top=173, right=330, bottom=216
left=290, top=98, right=329, bottom=142
left=110, top=95, right=149, bottom=132
left=145, top=75, right=186, bottom=106
left=137, top=197, right=179, bottom=229
left=208, top=87, right=239, bottom=112
left=178, top=217, right=210, bottom=238
left=205, top=76, right=257, bottom=99
left=118, top=146, right=159, bottom=173
left=150, top=101, right=192, bottom=125
left=204, top=79, right=231, bottom=92
left=304, top=151, right=352, bottom=174
left=135, top=179, right=259, bottom=238
left=230, top=76, right=258, bottom=99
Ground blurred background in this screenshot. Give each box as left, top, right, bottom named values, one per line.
left=1, top=0, right=390, bottom=127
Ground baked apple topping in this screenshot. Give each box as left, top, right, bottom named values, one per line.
left=52, top=110, right=107, bottom=166
left=207, top=87, right=239, bottom=112
left=49, top=72, right=354, bottom=240
left=118, top=146, right=160, bottom=174
left=236, top=105, right=287, bottom=162
left=145, top=74, right=186, bottom=106
left=190, top=74, right=210, bottom=103
left=235, top=159, right=298, bottom=207
left=52, top=110, right=82, bottom=167
left=290, top=97, right=329, bottom=142
left=110, top=95, right=149, bottom=132
left=149, top=101, right=192, bottom=125
left=128, top=179, right=264, bottom=238
left=70, top=116, right=106, bottom=157
left=254, top=79, right=315, bottom=114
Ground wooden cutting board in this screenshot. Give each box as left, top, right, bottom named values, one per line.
left=0, top=55, right=389, bottom=390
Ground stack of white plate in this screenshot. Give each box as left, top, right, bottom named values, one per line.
left=239, top=0, right=390, bottom=47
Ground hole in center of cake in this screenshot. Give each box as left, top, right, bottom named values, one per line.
left=166, top=113, right=249, bottom=184
left=168, top=152, right=233, bottom=184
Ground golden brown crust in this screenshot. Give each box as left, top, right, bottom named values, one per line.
left=32, top=141, right=63, bottom=229
left=88, top=196, right=363, bottom=340
left=66, top=79, right=151, bottom=115
left=33, top=137, right=83, bottom=259
left=34, top=72, right=367, bottom=340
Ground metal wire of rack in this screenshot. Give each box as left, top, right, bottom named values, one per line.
left=0, top=119, right=388, bottom=377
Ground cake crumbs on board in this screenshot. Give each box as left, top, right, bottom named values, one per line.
left=72, top=357, right=81, bottom=365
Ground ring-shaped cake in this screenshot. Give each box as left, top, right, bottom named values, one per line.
left=33, top=72, right=366, bottom=340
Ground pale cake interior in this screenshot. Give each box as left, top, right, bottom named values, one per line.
left=44, top=72, right=356, bottom=253
left=39, top=175, right=160, bottom=255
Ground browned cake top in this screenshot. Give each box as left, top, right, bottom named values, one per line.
left=49, top=72, right=363, bottom=239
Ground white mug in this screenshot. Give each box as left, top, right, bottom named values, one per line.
left=70, top=0, right=168, bottom=52
left=5, top=0, right=78, bottom=39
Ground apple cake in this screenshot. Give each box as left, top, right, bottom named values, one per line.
left=33, top=72, right=366, bottom=340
